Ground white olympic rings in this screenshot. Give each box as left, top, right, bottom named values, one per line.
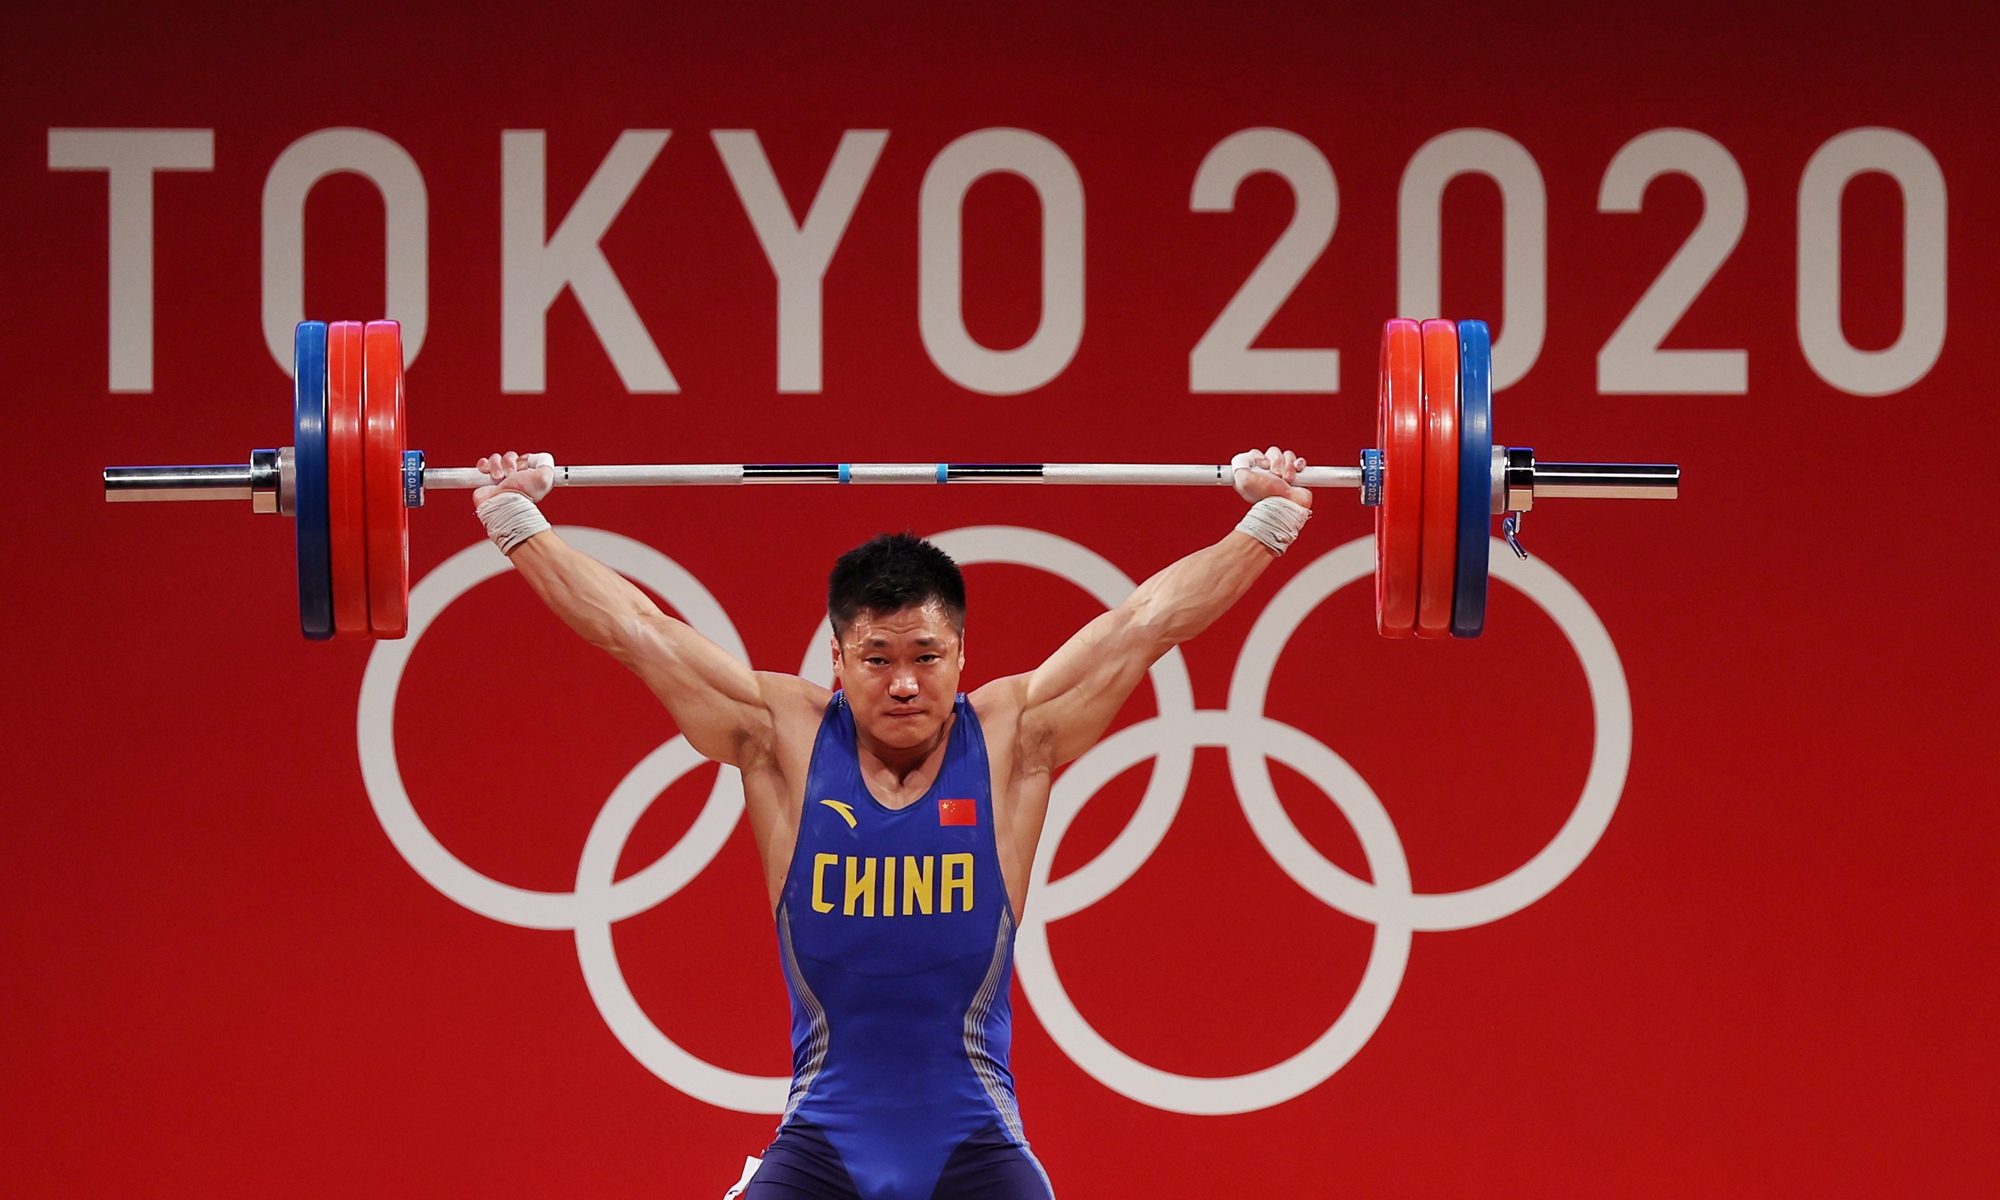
left=356, top=527, right=1630, bottom=1117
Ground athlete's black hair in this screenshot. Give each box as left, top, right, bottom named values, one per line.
left=827, top=532, right=966, bottom=636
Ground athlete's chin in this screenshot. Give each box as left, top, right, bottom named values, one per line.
left=861, top=713, right=946, bottom=746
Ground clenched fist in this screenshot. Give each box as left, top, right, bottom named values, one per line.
left=474, top=451, right=555, bottom=506
left=1230, top=446, right=1313, bottom=508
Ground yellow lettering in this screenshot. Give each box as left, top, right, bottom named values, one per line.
left=903, top=855, right=934, bottom=915
left=881, top=854, right=897, bottom=916
left=941, top=853, right=974, bottom=913
left=811, top=853, right=838, bottom=914
left=844, top=856, right=876, bottom=916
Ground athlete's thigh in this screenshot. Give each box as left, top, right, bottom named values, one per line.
left=743, top=1124, right=862, bottom=1200
left=743, top=1179, right=855, bottom=1200
left=932, top=1127, right=1056, bottom=1200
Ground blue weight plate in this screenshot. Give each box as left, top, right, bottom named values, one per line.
left=294, top=321, right=333, bottom=640
left=1452, top=319, right=1493, bottom=638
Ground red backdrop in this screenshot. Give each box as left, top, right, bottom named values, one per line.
left=4, top=2, right=1996, bottom=1196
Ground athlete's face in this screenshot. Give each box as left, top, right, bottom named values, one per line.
left=832, top=601, right=965, bottom=753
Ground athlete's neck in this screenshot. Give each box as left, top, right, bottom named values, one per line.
left=855, top=711, right=956, bottom=807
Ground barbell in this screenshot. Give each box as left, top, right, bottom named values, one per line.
left=103, top=317, right=1677, bottom=641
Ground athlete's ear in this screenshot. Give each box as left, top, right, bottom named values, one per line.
left=829, top=633, right=843, bottom=685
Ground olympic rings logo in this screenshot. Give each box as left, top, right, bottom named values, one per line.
left=357, top=527, right=1630, bottom=1117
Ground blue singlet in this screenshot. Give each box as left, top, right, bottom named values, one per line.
left=745, top=692, right=1054, bottom=1200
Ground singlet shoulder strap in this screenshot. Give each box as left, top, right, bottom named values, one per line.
left=803, top=690, right=859, bottom=788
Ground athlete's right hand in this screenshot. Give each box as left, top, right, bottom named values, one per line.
left=1231, top=446, right=1313, bottom=508
left=474, top=451, right=555, bottom=505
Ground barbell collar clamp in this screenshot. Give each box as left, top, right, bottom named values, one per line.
left=1359, top=449, right=1383, bottom=506
left=1503, top=511, right=1528, bottom=558
left=278, top=447, right=296, bottom=517
left=250, top=449, right=281, bottom=514
left=1505, top=447, right=1537, bottom=512
left=402, top=451, right=426, bottom=508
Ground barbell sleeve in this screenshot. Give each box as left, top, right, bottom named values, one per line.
left=1527, top=461, right=1680, bottom=499
left=104, top=464, right=254, bottom=502
left=104, top=449, right=285, bottom=507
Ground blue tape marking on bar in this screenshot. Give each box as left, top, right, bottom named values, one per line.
left=403, top=450, right=425, bottom=508
left=937, top=463, right=948, bottom=482
left=838, top=463, right=851, bottom=483
left=1360, top=448, right=1384, bottom=507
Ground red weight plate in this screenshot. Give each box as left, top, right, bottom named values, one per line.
left=326, top=321, right=371, bottom=637
left=1375, top=318, right=1424, bottom=637
left=363, top=321, right=410, bottom=638
left=1416, top=318, right=1460, bottom=639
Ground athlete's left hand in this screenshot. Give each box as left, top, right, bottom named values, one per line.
left=1231, top=446, right=1312, bottom=508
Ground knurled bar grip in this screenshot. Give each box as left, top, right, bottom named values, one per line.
left=421, top=463, right=1365, bottom=488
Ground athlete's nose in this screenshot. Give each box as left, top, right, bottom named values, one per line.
left=889, top=667, right=921, bottom=701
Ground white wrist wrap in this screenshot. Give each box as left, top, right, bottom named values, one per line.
left=477, top=491, right=551, bottom=556
left=1235, top=496, right=1312, bottom=555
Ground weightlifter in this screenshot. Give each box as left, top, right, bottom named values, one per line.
left=470, top=448, right=1314, bottom=1200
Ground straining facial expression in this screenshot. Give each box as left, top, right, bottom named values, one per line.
left=826, top=533, right=968, bottom=752
left=831, top=599, right=965, bottom=751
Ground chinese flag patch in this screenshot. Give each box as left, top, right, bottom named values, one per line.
left=938, top=799, right=977, bottom=826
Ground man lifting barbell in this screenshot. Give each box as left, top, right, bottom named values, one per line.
left=100, top=314, right=1678, bottom=1195
left=469, top=445, right=1314, bottom=1200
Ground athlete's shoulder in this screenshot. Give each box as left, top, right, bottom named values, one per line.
left=968, top=675, right=1033, bottom=753
left=735, top=672, right=829, bottom=763
left=756, top=672, right=834, bottom=722
left=968, top=674, right=1029, bottom=717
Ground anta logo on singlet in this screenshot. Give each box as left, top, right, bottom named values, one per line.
left=808, top=853, right=976, bottom=916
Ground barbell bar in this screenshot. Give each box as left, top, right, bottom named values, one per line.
left=103, top=318, right=1678, bottom=641
left=103, top=456, right=1677, bottom=498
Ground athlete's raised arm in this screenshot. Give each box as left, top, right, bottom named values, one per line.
left=988, top=447, right=1314, bottom=774
left=471, top=452, right=802, bottom=767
